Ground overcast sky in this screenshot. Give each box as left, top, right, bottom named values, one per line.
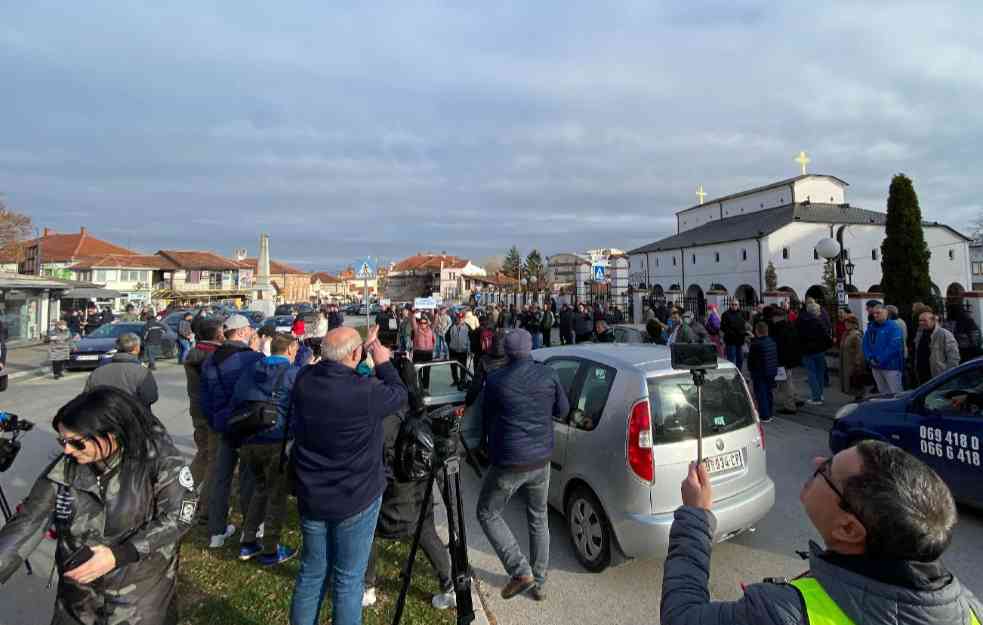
left=2, top=1, right=981, bottom=272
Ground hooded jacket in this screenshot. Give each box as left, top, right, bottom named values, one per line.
left=0, top=430, right=196, bottom=625
left=183, top=341, right=221, bottom=421
left=232, top=354, right=300, bottom=444
left=661, top=506, right=982, bottom=625
left=199, top=341, right=264, bottom=433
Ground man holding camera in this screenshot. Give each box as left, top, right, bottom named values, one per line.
left=661, top=440, right=981, bottom=625
left=289, top=325, right=408, bottom=625
left=478, top=329, right=569, bottom=602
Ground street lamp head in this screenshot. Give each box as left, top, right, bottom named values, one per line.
left=845, top=259, right=856, bottom=278
left=520, top=278, right=527, bottom=286
left=815, top=237, right=841, bottom=260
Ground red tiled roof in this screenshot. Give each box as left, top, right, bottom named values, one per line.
left=310, top=272, right=342, bottom=284
left=28, top=229, right=136, bottom=262
left=156, top=250, right=241, bottom=270
left=392, top=254, right=469, bottom=272
left=236, top=257, right=308, bottom=275
left=69, top=254, right=177, bottom=270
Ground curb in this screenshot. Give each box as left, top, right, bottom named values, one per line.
left=7, top=366, right=52, bottom=381
left=472, top=578, right=494, bottom=625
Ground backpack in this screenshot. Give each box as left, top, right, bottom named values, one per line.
left=226, top=366, right=289, bottom=440
left=479, top=327, right=495, bottom=353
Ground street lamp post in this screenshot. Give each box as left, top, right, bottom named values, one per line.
left=520, top=278, right=528, bottom=306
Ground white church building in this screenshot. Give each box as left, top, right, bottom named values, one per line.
left=627, top=174, right=973, bottom=311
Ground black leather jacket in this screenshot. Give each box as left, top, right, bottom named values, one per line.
left=0, top=430, right=196, bottom=624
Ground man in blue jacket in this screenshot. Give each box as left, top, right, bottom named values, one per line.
left=200, top=314, right=264, bottom=549
left=478, top=329, right=569, bottom=602
left=863, top=304, right=904, bottom=395
left=289, top=325, right=407, bottom=625
left=233, top=332, right=301, bottom=566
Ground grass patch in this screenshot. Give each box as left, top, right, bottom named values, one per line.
left=177, top=501, right=456, bottom=625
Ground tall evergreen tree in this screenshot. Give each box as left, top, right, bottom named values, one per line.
left=503, top=245, right=523, bottom=278
left=881, top=174, right=932, bottom=319
left=524, top=249, right=545, bottom=283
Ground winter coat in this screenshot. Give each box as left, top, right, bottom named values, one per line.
left=797, top=313, right=832, bottom=356
left=85, top=353, right=159, bottom=408
left=448, top=324, right=470, bottom=353
left=863, top=319, right=904, bottom=371
left=48, top=326, right=73, bottom=361
left=328, top=310, right=344, bottom=329
left=0, top=430, right=197, bottom=625
left=434, top=313, right=452, bottom=337
left=199, top=341, right=264, bottom=433
left=770, top=319, right=802, bottom=369
left=574, top=312, right=594, bottom=337
left=232, top=355, right=301, bottom=444
left=142, top=318, right=167, bottom=347
left=673, top=320, right=710, bottom=345
left=559, top=309, right=573, bottom=333
left=374, top=412, right=434, bottom=539
left=704, top=312, right=721, bottom=336
left=914, top=325, right=961, bottom=384
left=177, top=319, right=193, bottom=340
left=840, top=330, right=866, bottom=395
left=482, top=356, right=569, bottom=468
left=463, top=311, right=480, bottom=331
left=541, top=309, right=555, bottom=331
left=720, top=309, right=747, bottom=346
left=747, top=336, right=778, bottom=382
left=291, top=359, right=408, bottom=521
left=184, top=341, right=221, bottom=423
left=660, top=506, right=982, bottom=625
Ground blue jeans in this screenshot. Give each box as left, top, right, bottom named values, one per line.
left=143, top=344, right=161, bottom=370
left=725, top=344, right=744, bottom=373
left=802, top=352, right=826, bottom=401
left=290, top=495, right=382, bottom=625
left=177, top=338, right=191, bottom=363
left=434, top=335, right=447, bottom=359
left=477, top=464, right=550, bottom=586
left=531, top=331, right=543, bottom=350
left=752, top=378, right=774, bottom=419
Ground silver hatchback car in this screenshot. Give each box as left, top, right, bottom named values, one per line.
left=532, top=343, right=775, bottom=572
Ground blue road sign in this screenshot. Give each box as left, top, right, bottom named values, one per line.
left=592, top=264, right=606, bottom=281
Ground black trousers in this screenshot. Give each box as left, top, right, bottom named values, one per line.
left=413, top=350, right=433, bottom=389
left=542, top=328, right=552, bottom=348
left=449, top=350, right=468, bottom=384
left=52, top=360, right=66, bottom=377
left=365, top=509, right=452, bottom=593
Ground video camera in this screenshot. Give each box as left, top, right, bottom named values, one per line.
left=0, top=411, right=33, bottom=473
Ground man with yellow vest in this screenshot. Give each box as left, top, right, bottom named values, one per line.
left=661, top=440, right=981, bottom=625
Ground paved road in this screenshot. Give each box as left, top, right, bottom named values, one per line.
left=1, top=365, right=981, bottom=625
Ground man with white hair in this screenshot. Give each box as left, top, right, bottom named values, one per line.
left=289, top=325, right=408, bottom=625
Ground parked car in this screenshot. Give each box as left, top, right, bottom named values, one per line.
left=262, top=315, right=295, bottom=334
left=829, top=356, right=983, bottom=507
left=67, top=322, right=178, bottom=370
left=419, top=344, right=773, bottom=572
left=607, top=323, right=659, bottom=344
left=242, top=310, right=266, bottom=329
left=275, top=304, right=298, bottom=316
left=297, top=303, right=314, bottom=314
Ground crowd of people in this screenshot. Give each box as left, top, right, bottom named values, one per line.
left=0, top=291, right=980, bottom=625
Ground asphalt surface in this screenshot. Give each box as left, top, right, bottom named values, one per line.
left=1, top=364, right=981, bottom=625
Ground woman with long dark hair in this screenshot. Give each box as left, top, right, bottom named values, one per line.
left=0, top=387, right=197, bottom=625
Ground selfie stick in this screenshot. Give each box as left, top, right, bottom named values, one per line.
left=692, top=368, right=706, bottom=466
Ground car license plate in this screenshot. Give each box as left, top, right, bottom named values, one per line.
left=702, top=450, right=744, bottom=475
left=74, top=355, right=99, bottom=361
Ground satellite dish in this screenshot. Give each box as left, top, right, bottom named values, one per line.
left=814, top=237, right=841, bottom=260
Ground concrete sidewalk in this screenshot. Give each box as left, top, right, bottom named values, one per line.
left=3, top=342, right=54, bottom=381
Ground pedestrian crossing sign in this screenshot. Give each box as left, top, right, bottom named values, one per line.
left=592, top=264, right=606, bottom=281
left=355, top=258, right=375, bottom=279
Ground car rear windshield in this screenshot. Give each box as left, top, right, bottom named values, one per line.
left=647, top=370, right=754, bottom=444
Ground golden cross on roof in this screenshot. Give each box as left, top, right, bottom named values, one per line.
left=696, top=184, right=707, bottom=205
left=795, top=151, right=811, bottom=175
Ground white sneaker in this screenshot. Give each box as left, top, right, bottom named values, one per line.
left=242, top=523, right=265, bottom=542
left=209, top=524, right=237, bottom=549
left=432, top=589, right=456, bottom=610
left=362, top=587, right=377, bottom=607
left=806, top=399, right=824, bottom=406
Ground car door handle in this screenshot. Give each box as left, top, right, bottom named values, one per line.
left=550, top=461, right=563, bottom=471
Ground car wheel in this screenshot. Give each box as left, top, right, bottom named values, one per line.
left=566, top=486, right=612, bottom=572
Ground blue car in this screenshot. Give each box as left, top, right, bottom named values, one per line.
left=829, top=357, right=983, bottom=507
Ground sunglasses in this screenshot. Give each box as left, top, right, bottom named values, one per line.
left=57, top=435, right=89, bottom=451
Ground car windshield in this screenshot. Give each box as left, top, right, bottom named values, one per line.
left=244, top=311, right=264, bottom=321
left=274, top=316, right=294, bottom=325
left=87, top=323, right=143, bottom=338
left=647, top=369, right=754, bottom=443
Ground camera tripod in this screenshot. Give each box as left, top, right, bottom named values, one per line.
left=392, top=433, right=481, bottom=625
left=0, top=444, right=33, bottom=576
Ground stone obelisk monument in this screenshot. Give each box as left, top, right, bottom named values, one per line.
left=250, top=233, right=276, bottom=316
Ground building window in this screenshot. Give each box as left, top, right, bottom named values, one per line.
left=672, top=256, right=677, bottom=267
left=871, top=249, right=878, bottom=261
left=715, top=252, right=720, bottom=263
left=691, top=253, right=696, bottom=265
left=187, top=270, right=200, bottom=284
left=741, top=249, right=748, bottom=261
left=655, top=257, right=660, bottom=268
left=813, top=249, right=819, bottom=260
left=948, top=249, right=955, bottom=261
left=973, top=261, right=983, bottom=274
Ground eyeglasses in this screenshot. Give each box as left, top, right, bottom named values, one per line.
left=813, top=457, right=859, bottom=519
left=57, top=435, right=89, bottom=451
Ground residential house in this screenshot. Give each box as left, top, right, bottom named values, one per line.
left=971, top=241, right=983, bottom=291
left=385, top=253, right=487, bottom=303
left=236, top=257, right=310, bottom=304
left=627, top=174, right=973, bottom=318
left=68, top=254, right=176, bottom=312
left=310, top=272, right=347, bottom=304
left=20, top=227, right=136, bottom=277
left=154, top=250, right=250, bottom=306
left=338, top=266, right=378, bottom=302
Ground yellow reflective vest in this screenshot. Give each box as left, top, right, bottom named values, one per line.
left=791, top=578, right=981, bottom=625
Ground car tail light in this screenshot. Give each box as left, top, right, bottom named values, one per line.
left=757, top=420, right=766, bottom=450
left=627, top=399, right=654, bottom=482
